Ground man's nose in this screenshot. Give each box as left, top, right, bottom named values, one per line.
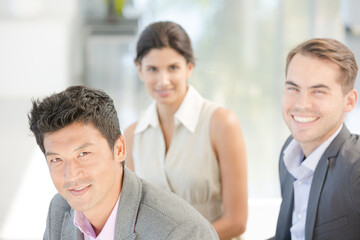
left=296, top=92, right=312, bottom=108
left=64, top=159, right=82, bottom=180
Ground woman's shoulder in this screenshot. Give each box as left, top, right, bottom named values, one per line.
left=211, top=107, right=240, bottom=128
left=124, top=122, right=138, bottom=138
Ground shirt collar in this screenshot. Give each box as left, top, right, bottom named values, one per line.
left=174, top=85, right=203, bottom=132
left=134, top=85, right=203, bottom=134
left=284, top=124, right=343, bottom=179
left=134, top=101, right=159, bottom=134
left=73, top=194, right=120, bottom=239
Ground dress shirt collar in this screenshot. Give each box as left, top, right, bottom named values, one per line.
left=73, top=194, right=120, bottom=240
left=134, top=85, right=203, bottom=134
left=134, top=101, right=159, bottom=133
left=284, top=124, right=343, bottom=180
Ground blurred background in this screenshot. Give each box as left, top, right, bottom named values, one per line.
left=1, top=0, right=360, bottom=239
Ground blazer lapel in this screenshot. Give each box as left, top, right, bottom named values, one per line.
left=61, top=211, right=83, bottom=240
left=305, top=156, right=329, bottom=240
left=276, top=170, right=295, bottom=240
left=305, top=125, right=350, bottom=240
left=123, top=233, right=137, bottom=240
left=114, top=167, right=141, bottom=240
left=275, top=137, right=297, bottom=240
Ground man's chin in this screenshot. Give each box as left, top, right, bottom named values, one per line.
left=65, top=197, right=90, bottom=212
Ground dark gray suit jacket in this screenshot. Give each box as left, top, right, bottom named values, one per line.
left=43, top=167, right=219, bottom=240
left=275, top=126, right=360, bottom=240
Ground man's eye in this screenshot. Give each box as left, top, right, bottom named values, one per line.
left=50, top=158, right=62, bottom=164
left=79, top=152, right=89, bottom=157
left=147, top=67, right=156, bottom=72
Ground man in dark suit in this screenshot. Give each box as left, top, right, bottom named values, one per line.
left=28, top=86, right=219, bottom=240
left=274, top=38, right=360, bottom=240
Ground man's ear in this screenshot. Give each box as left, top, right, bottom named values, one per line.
left=344, top=89, right=358, bottom=112
left=114, top=135, right=126, bottom=163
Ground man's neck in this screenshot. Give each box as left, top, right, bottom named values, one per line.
left=301, top=124, right=343, bottom=157
left=87, top=202, right=118, bottom=236
left=83, top=167, right=122, bottom=236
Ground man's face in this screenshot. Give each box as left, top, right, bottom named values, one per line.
left=282, top=53, right=357, bottom=155
left=43, top=122, right=125, bottom=217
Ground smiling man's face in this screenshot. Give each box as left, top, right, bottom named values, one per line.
left=43, top=122, right=125, bottom=217
left=282, top=53, right=355, bottom=156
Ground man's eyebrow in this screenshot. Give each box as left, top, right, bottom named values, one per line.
left=73, top=143, right=94, bottom=152
left=285, top=81, right=298, bottom=87
left=45, top=143, right=95, bottom=157
left=310, top=84, right=330, bottom=90
left=285, top=81, right=331, bottom=90
left=45, top=151, right=59, bottom=157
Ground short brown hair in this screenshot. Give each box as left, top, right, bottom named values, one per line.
left=135, top=21, right=195, bottom=65
left=28, top=86, right=122, bottom=153
left=285, top=38, right=358, bottom=93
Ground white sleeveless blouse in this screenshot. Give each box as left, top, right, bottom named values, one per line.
left=133, top=86, right=222, bottom=222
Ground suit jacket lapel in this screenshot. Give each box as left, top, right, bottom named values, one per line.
left=114, top=167, right=141, bottom=240
left=276, top=139, right=296, bottom=240
left=305, top=125, right=350, bottom=240
left=61, top=211, right=83, bottom=240
left=58, top=167, right=143, bottom=240
left=305, top=156, right=329, bottom=240
left=276, top=169, right=295, bottom=240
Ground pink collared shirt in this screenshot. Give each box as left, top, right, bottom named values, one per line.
left=73, top=195, right=120, bottom=240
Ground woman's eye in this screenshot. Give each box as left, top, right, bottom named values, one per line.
left=147, top=67, right=156, bottom=72
left=169, top=65, right=178, bottom=70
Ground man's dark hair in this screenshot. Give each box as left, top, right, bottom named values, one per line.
left=28, top=85, right=121, bottom=153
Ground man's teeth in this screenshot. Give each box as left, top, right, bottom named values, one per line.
left=74, top=186, right=87, bottom=191
left=294, top=116, right=317, bottom=123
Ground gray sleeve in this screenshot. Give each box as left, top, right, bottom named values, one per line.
left=43, top=196, right=54, bottom=240
left=43, top=215, right=50, bottom=240
left=166, top=220, right=219, bottom=240
left=43, top=195, right=56, bottom=240
left=43, top=194, right=71, bottom=240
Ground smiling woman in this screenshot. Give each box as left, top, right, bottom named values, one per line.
left=136, top=47, right=193, bottom=109
left=124, top=21, right=248, bottom=240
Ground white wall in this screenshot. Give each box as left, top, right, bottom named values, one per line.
left=0, top=1, right=78, bottom=239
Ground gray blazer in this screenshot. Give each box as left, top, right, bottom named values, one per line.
left=43, top=167, right=219, bottom=240
left=275, top=125, right=360, bottom=240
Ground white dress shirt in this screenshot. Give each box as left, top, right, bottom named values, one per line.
left=132, top=85, right=224, bottom=222
left=283, top=125, right=343, bottom=240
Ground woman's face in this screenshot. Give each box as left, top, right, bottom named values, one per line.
left=137, top=47, right=194, bottom=107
